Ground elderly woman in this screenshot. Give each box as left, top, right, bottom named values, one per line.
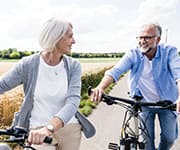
left=0, top=17, right=82, bottom=150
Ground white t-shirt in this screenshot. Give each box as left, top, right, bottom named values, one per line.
left=138, top=56, right=160, bottom=102
left=30, top=56, right=77, bottom=128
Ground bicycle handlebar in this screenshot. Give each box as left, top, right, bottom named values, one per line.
left=88, top=86, right=176, bottom=150
left=104, top=94, right=176, bottom=111
left=88, top=86, right=176, bottom=111
left=0, top=126, right=52, bottom=150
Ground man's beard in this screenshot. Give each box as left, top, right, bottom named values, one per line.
left=140, top=47, right=150, bottom=53
left=139, top=41, right=157, bottom=54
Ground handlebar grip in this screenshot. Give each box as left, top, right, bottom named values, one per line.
left=169, top=104, right=176, bottom=111
left=87, top=86, right=107, bottom=102
left=44, top=136, right=52, bottom=144
left=87, top=86, right=92, bottom=96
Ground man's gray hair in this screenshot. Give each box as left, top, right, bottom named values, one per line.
left=39, top=17, right=71, bottom=51
left=141, top=22, right=162, bottom=37
left=153, top=23, right=162, bottom=37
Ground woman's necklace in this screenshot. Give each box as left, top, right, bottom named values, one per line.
left=41, top=52, right=63, bottom=76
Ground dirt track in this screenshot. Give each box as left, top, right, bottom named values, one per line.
left=80, top=74, right=180, bottom=150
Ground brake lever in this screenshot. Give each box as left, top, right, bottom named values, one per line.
left=4, top=137, right=25, bottom=143
left=166, top=104, right=176, bottom=111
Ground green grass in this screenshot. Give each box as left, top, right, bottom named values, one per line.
left=0, top=58, right=19, bottom=62
left=75, top=57, right=120, bottom=63
left=0, top=57, right=120, bottom=63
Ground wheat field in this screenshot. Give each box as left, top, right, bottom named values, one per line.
left=0, top=60, right=117, bottom=124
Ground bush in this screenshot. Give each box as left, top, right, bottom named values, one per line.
left=79, top=66, right=119, bottom=116
left=9, top=51, right=20, bottom=59
left=81, top=93, right=89, bottom=100
left=80, top=99, right=96, bottom=108
left=79, top=67, right=125, bottom=116
left=80, top=105, right=93, bottom=116
left=81, top=66, right=113, bottom=95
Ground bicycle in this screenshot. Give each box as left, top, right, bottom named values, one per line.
left=0, top=126, right=52, bottom=150
left=88, top=87, right=176, bottom=150
left=0, top=110, right=95, bottom=150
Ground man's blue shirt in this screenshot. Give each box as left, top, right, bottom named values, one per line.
left=106, top=44, right=180, bottom=102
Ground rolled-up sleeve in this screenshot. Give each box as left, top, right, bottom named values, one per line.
left=168, top=47, right=180, bottom=81
left=105, top=51, right=133, bottom=82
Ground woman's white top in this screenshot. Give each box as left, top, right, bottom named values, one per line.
left=30, top=56, right=77, bottom=128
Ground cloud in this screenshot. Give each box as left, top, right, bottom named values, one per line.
left=136, top=0, right=178, bottom=24
left=0, top=0, right=179, bottom=52
left=133, top=0, right=179, bottom=46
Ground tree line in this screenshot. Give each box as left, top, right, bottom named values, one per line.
left=0, top=48, right=34, bottom=59
left=1, top=48, right=180, bottom=60
left=0, top=48, right=125, bottom=59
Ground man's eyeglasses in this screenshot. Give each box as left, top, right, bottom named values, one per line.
left=136, top=36, right=157, bottom=40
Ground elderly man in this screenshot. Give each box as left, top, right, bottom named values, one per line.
left=90, top=23, right=180, bottom=150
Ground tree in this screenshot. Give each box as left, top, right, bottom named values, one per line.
left=9, top=51, right=20, bottom=59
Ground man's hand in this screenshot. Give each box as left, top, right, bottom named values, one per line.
left=176, top=98, right=180, bottom=113
left=89, top=75, right=114, bottom=103
left=90, top=87, right=104, bottom=103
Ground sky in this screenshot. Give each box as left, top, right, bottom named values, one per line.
left=0, top=0, right=179, bottom=53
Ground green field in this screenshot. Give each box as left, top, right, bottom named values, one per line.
left=75, top=57, right=120, bottom=63
left=0, top=57, right=120, bottom=63
left=0, top=58, right=19, bottom=62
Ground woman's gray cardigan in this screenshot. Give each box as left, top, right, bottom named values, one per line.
left=0, top=53, right=82, bottom=129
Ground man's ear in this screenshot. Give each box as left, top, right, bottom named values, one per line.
left=157, top=36, right=161, bottom=43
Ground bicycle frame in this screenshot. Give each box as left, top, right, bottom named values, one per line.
left=106, top=96, right=148, bottom=150
left=105, top=95, right=176, bottom=150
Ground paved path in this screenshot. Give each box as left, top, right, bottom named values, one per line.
left=80, top=74, right=180, bottom=150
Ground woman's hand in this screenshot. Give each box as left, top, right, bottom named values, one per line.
left=28, top=126, right=52, bottom=145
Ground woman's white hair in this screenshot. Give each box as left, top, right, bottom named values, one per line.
left=39, top=17, right=70, bottom=51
